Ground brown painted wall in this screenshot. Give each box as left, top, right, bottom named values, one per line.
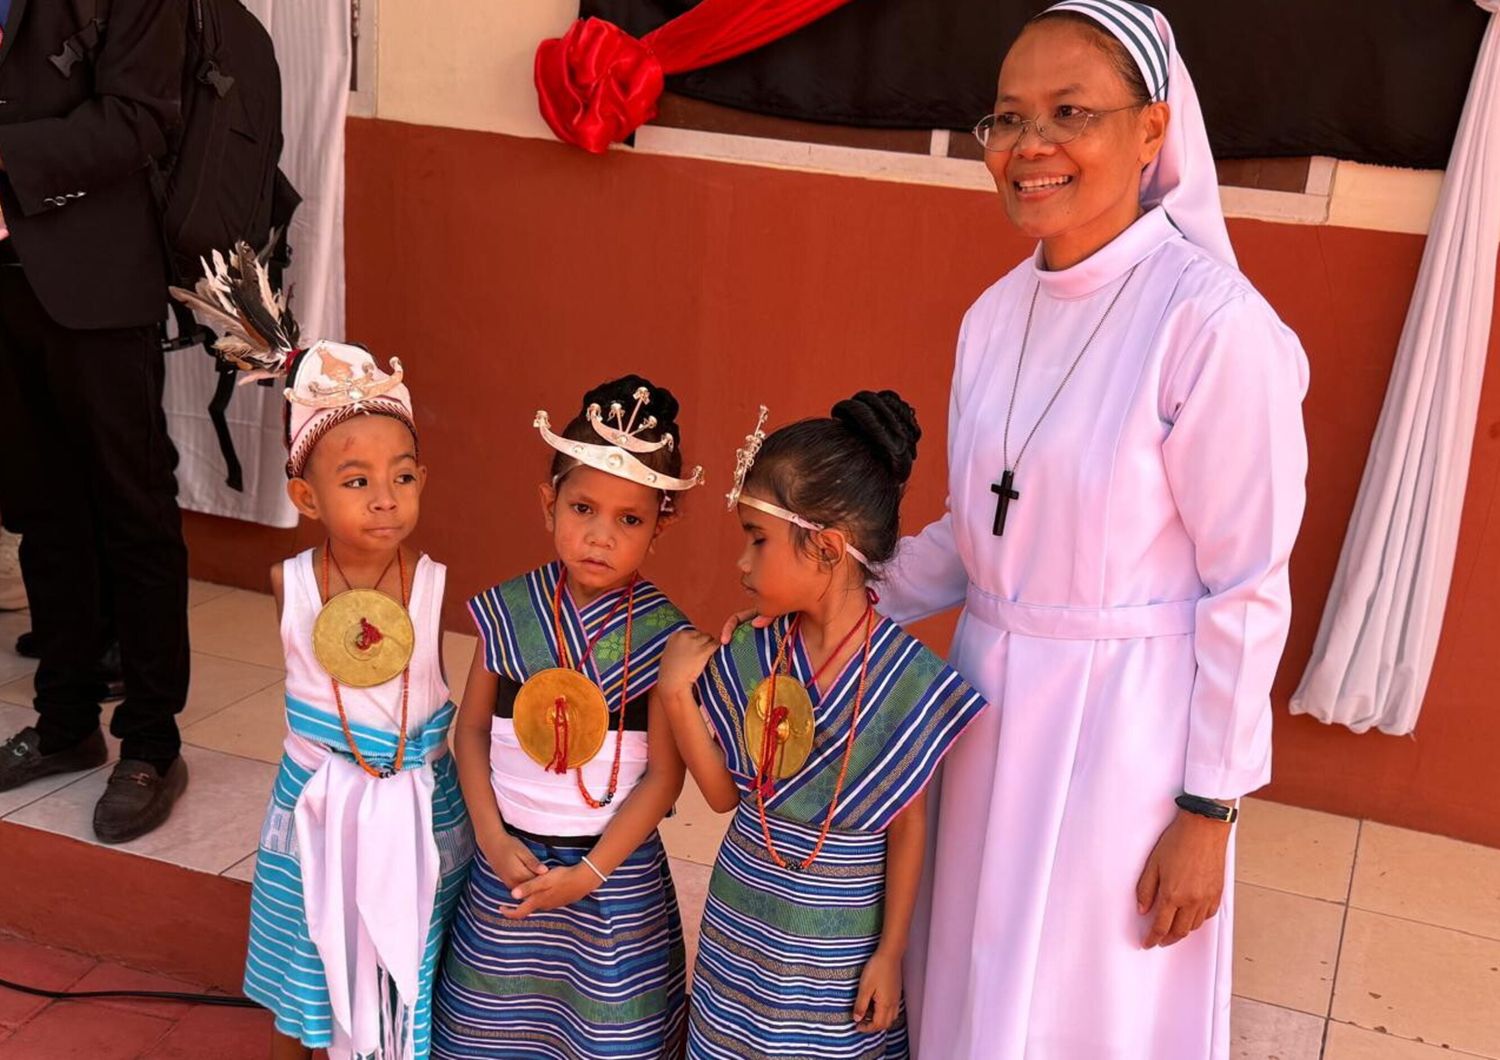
left=184, top=118, right=1500, bottom=847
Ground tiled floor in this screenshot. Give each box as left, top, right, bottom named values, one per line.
left=1, top=583, right=1499, bottom=1058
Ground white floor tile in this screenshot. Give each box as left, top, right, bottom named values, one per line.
left=0, top=611, right=38, bottom=686
left=181, top=683, right=287, bottom=765
left=189, top=590, right=282, bottom=670
left=223, top=852, right=258, bottom=883
left=0, top=652, right=283, bottom=730
left=188, top=580, right=237, bottom=609
left=6, top=744, right=274, bottom=874
left=1229, top=997, right=1325, bottom=1060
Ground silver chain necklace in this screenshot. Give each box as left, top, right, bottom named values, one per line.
left=991, top=264, right=1139, bottom=536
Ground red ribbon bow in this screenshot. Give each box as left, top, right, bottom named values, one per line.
left=535, top=0, right=858, bottom=154
left=535, top=19, right=664, bottom=155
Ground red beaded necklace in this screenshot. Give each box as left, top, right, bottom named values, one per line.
left=321, top=543, right=410, bottom=779
left=549, top=570, right=638, bottom=808
left=751, top=606, right=870, bottom=793
left=753, top=601, right=876, bottom=871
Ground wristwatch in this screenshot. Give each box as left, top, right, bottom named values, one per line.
left=1175, top=793, right=1239, bottom=824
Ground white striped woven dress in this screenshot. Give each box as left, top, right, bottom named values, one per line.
left=244, top=549, right=473, bottom=1060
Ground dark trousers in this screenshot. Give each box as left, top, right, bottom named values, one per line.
left=0, top=260, right=189, bottom=762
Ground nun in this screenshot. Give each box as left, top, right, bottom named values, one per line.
left=881, top=3, right=1310, bottom=1056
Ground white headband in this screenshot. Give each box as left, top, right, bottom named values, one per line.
left=726, top=405, right=871, bottom=569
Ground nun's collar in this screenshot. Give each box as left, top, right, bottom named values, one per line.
left=1031, top=207, right=1178, bottom=300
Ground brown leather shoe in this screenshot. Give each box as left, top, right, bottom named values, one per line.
left=0, top=727, right=107, bottom=792
left=93, top=757, right=188, bottom=844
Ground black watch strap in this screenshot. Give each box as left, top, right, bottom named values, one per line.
left=1175, top=793, right=1238, bottom=824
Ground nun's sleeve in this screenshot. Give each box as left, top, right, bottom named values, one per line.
left=1161, top=293, right=1309, bottom=799
left=878, top=315, right=975, bottom=625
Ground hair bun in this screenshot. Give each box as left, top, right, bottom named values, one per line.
left=581, top=374, right=682, bottom=446
left=832, top=389, right=921, bottom=484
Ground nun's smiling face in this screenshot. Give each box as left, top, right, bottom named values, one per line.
left=988, top=18, right=1169, bottom=270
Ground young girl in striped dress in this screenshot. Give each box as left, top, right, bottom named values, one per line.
left=430, top=376, right=703, bottom=1060
left=658, top=391, right=988, bottom=1059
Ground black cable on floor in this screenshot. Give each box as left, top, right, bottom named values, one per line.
left=0, top=974, right=260, bottom=1007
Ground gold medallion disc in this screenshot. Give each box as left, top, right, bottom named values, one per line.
left=514, top=668, right=610, bottom=770
left=744, top=675, right=816, bottom=779
left=312, top=589, right=415, bottom=688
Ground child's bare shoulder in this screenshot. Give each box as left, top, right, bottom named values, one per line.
left=269, top=561, right=285, bottom=613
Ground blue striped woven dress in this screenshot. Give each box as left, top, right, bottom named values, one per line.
left=243, top=551, right=473, bottom=1059
left=688, top=616, right=987, bottom=1060
left=431, top=562, right=691, bottom=1059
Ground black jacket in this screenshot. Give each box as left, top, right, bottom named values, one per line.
left=0, top=0, right=186, bottom=329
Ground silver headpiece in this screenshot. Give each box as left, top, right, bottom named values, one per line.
left=536, top=387, right=704, bottom=503
left=723, top=405, right=869, bottom=567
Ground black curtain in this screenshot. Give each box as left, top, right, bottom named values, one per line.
left=578, top=0, right=1489, bottom=169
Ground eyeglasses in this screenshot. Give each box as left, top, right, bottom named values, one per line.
left=972, top=104, right=1143, bottom=152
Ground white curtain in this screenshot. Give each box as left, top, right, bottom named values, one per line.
left=163, top=0, right=351, bottom=527
left=1290, top=0, right=1500, bottom=735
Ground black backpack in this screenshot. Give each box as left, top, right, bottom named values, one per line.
left=161, top=0, right=301, bottom=491
left=56, top=0, right=301, bottom=489
left=159, top=0, right=300, bottom=283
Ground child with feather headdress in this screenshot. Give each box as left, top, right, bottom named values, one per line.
left=174, top=246, right=474, bottom=1060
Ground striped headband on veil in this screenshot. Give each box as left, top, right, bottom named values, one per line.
left=1045, top=0, right=1168, bottom=101
left=1037, top=0, right=1237, bottom=267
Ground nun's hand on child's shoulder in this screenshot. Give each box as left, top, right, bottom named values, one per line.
left=484, top=831, right=548, bottom=890
left=658, top=629, right=719, bottom=694
left=852, top=946, right=902, bottom=1034
left=503, top=863, right=598, bottom=920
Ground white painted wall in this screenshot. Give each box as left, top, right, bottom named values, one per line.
left=376, top=0, right=576, bottom=137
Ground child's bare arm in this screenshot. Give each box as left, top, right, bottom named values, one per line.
left=453, top=651, right=502, bottom=837
left=454, top=650, right=545, bottom=887
left=853, top=790, right=927, bottom=1033
left=657, top=630, right=739, bottom=812
left=585, top=688, right=686, bottom=874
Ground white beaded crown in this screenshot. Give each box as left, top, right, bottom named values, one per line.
left=536, top=386, right=704, bottom=499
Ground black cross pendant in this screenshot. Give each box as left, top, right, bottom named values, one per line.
left=991, top=469, right=1019, bottom=536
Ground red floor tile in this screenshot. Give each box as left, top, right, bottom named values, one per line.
left=138, top=1004, right=275, bottom=1060
left=0, top=1001, right=172, bottom=1059
left=65, top=963, right=202, bottom=1020
left=0, top=825, right=253, bottom=991
left=0, top=935, right=96, bottom=1030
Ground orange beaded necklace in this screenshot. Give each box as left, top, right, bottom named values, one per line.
left=321, top=544, right=410, bottom=779
left=753, top=600, right=876, bottom=871
left=549, top=571, right=638, bottom=808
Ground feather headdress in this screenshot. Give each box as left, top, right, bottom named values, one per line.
left=173, top=240, right=415, bottom=479
left=169, top=241, right=300, bottom=383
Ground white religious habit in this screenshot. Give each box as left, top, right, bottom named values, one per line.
left=885, top=3, right=1310, bottom=1055
left=886, top=203, right=1308, bottom=1059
